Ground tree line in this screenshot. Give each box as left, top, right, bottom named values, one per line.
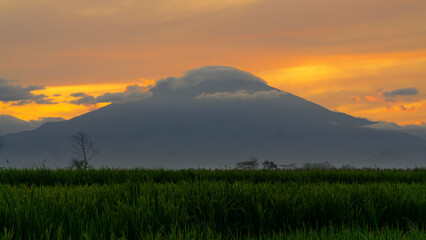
left=235, top=157, right=353, bottom=170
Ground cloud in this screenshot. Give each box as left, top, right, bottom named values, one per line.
left=70, top=84, right=152, bottom=105
left=381, top=87, right=419, bottom=103
left=155, top=66, right=266, bottom=90
left=195, top=90, right=287, bottom=100
left=96, top=84, right=152, bottom=103
left=383, top=87, right=419, bottom=98
left=399, top=105, right=416, bottom=112
left=365, top=96, right=377, bottom=102
left=0, top=78, right=55, bottom=105
left=349, top=96, right=361, bottom=102
left=366, top=121, right=426, bottom=140
left=70, top=92, right=96, bottom=105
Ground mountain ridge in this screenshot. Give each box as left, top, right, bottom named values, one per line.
left=2, top=66, right=425, bottom=168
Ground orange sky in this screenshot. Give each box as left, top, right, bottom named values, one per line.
left=1, top=0, right=425, bottom=125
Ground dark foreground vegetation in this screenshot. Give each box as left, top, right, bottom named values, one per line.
left=0, top=169, right=424, bottom=239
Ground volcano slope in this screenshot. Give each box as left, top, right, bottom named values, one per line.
left=2, top=66, right=425, bottom=168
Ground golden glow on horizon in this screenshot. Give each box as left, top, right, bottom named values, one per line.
left=0, top=82, right=153, bottom=121
left=336, top=99, right=426, bottom=125
left=1, top=1, right=425, bottom=126
left=1, top=52, right=425, bottom=125
left=259, top=50, right=426, bottom=125
left=0, top=102, right=110, bottom=121
left=262, top=51, right=426, bottom=89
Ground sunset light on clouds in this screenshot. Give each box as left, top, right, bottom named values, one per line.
left=1, top=0, right=425, bottom=125
left=2, top=2, right=426, bottom=237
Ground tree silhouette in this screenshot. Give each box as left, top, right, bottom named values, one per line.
left=262, top=160, right=277, bottom=170
left=69, top=132, right=99, bottom=169
left=236, top=157, right=259, bottom=170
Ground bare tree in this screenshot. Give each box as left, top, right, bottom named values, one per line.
left=69, top=132, right=99, bottom=169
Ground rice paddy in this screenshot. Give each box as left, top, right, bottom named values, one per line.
left=0, top=169, right=424, bottom=239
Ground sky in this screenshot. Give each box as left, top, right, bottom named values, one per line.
left=1, top=0, right=426, bottom=125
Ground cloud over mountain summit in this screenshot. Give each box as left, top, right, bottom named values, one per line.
left=155, top=66, right=266, bottom=90
left=151, top=66, right=278, bottom=101
left=195, top=90, right=287, bottom=100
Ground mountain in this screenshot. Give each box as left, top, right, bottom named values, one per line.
left=0, top=115, right=65, bottom=135
left=2, top=66, right=425, bottom=168
left=0, top=115, right=34, bottom=134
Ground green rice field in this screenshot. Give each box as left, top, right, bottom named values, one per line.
left=0, top=169, right=424, bottom=239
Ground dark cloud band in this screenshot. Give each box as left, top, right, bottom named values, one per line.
left=0, top=78, right=55, bottom=105
left=383, top=87, right=419, bottom=98
left=70, top=84, right=152, bottom=105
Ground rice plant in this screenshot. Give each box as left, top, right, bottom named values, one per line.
left=0, top=169, right=424, bottom=239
